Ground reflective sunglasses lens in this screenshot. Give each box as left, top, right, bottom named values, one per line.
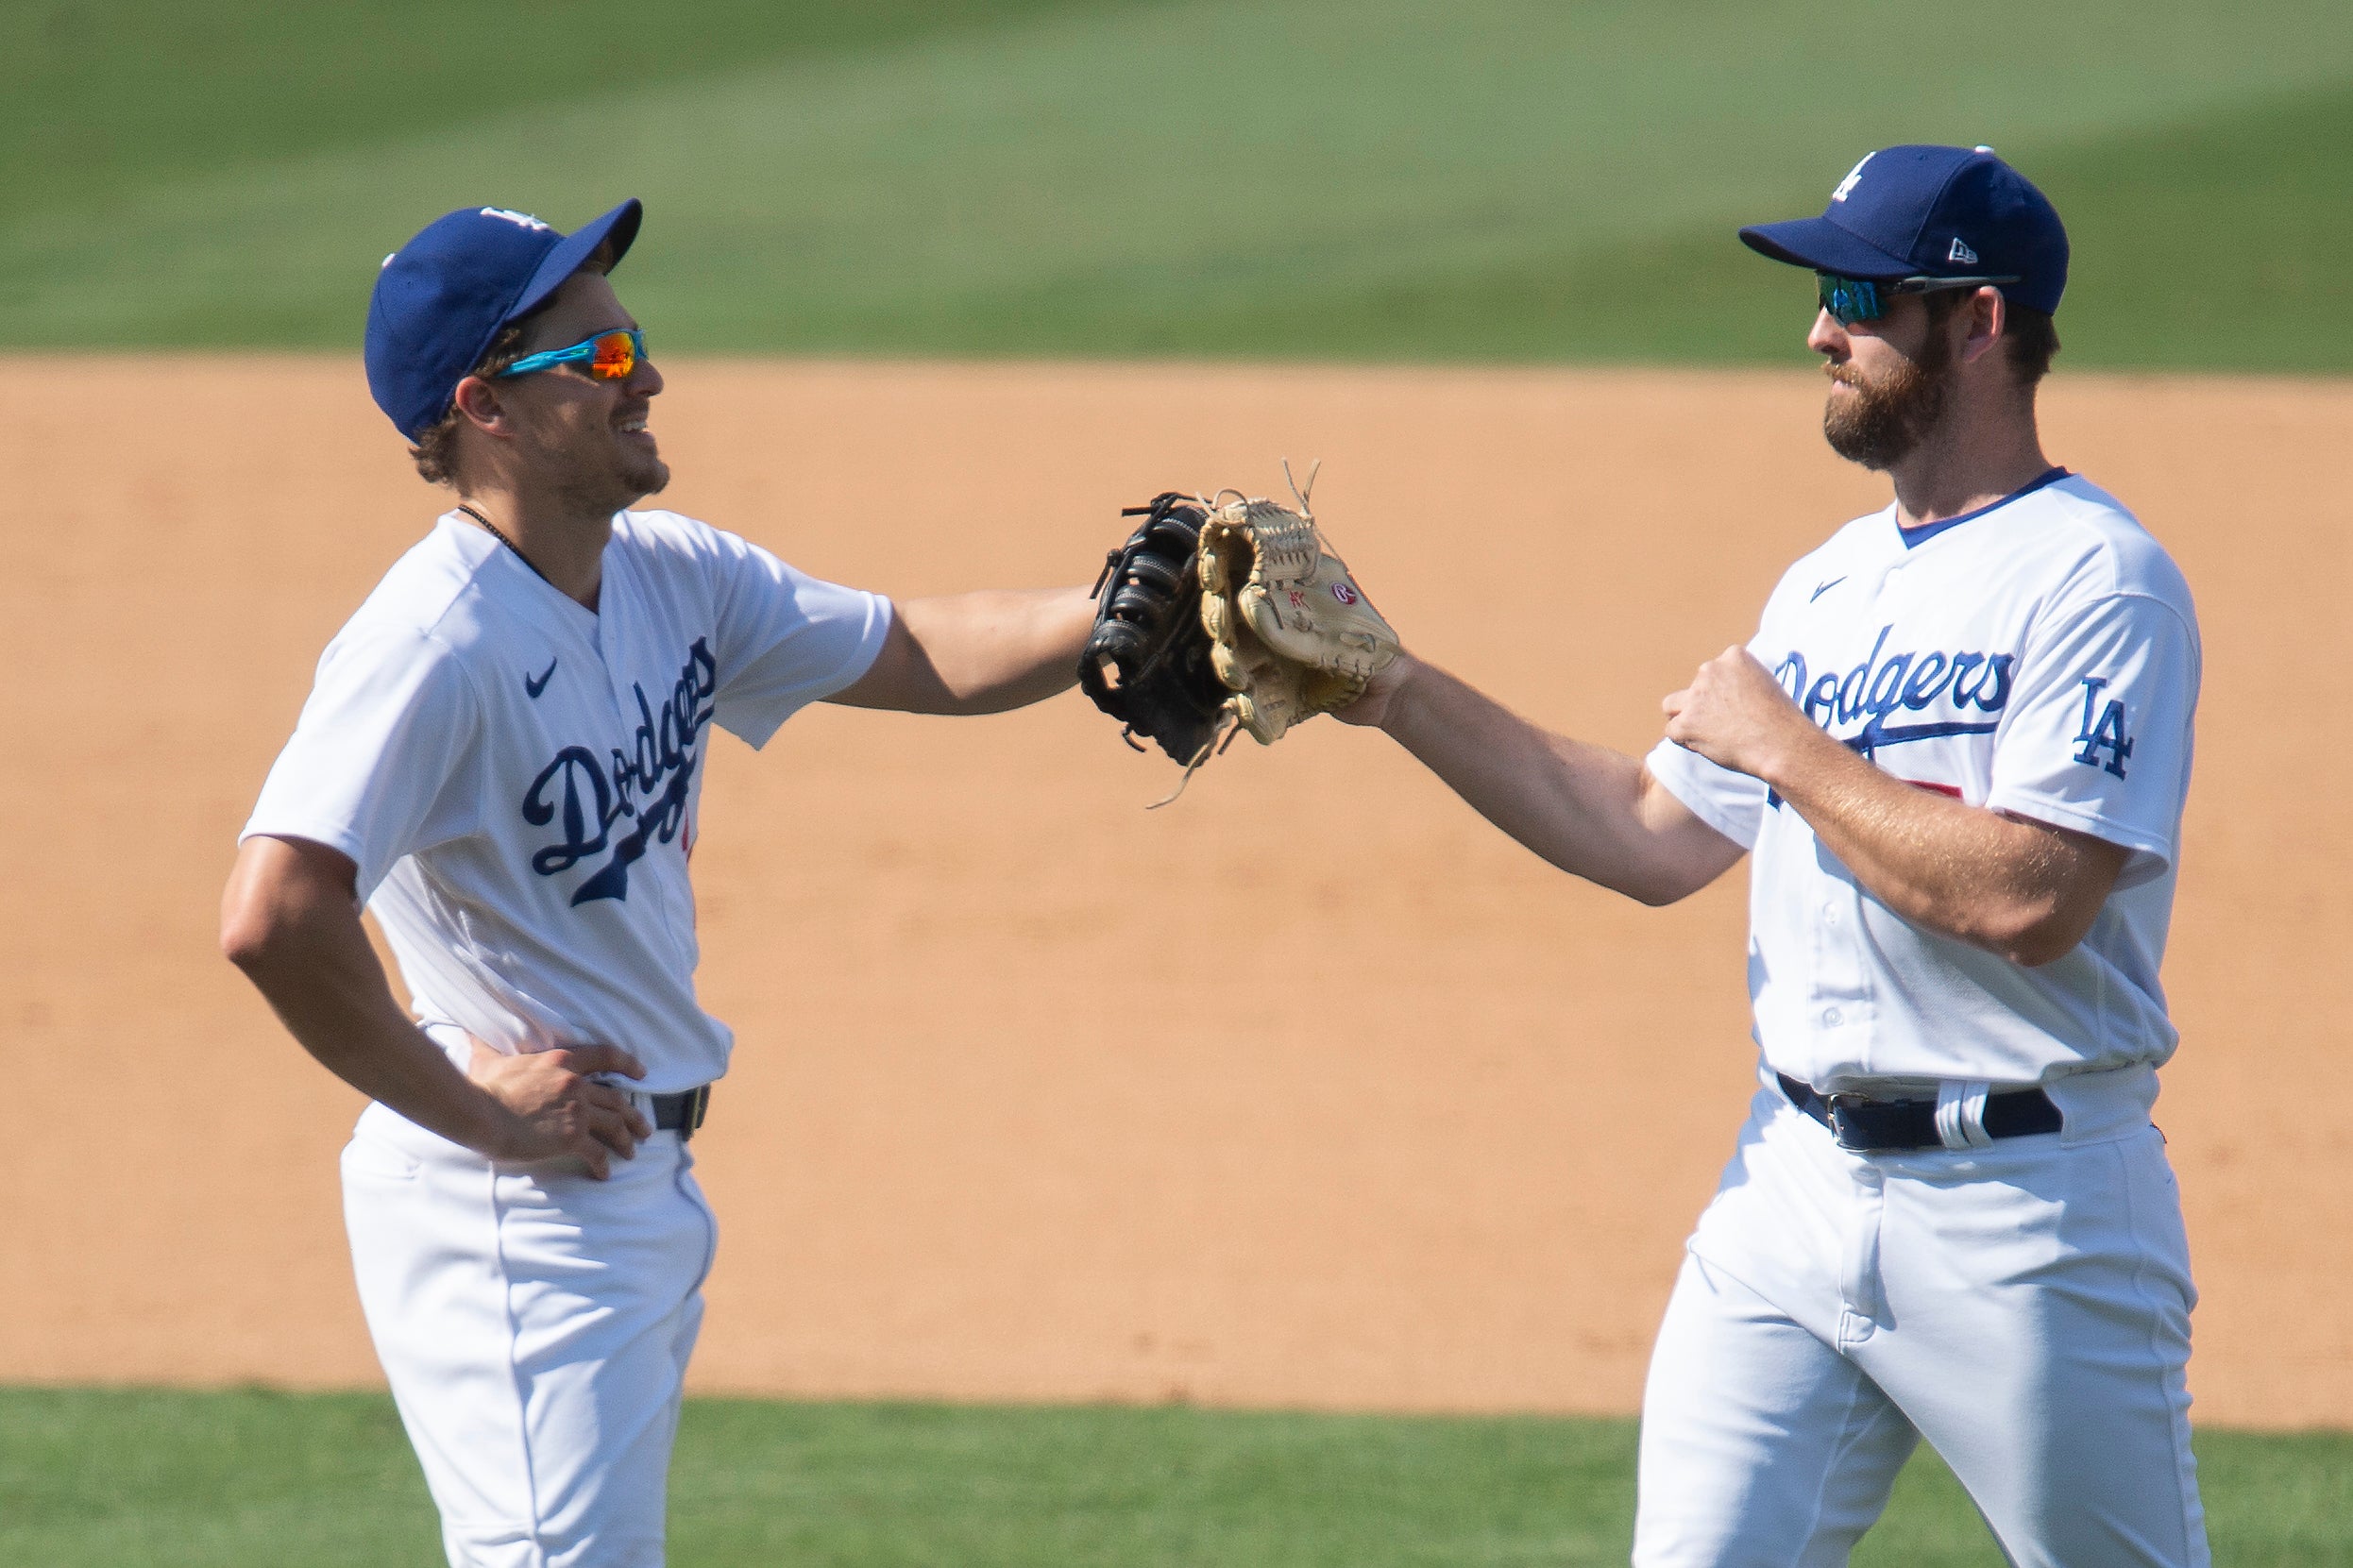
left=589, top=331, right=637, bottom=379
left=1816, top=275, right=1882, bottom=327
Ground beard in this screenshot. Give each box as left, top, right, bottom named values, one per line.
left=618, top=445, right=670, bottom=500
left=548, top=458, right=668, bottom=521
left=546, top=427, right=669, bottom=516
left=1821, top=327, right=1954, bottom=469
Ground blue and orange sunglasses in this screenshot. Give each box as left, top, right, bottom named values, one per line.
left=495, top=328, right=647, bottom=381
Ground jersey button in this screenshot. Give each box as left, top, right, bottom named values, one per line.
left=1823, top=1006, right=1845, bottom=1027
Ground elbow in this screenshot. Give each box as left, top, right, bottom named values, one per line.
left=1974, top=902, right=2095, bottom=969
left=221, top=885, right=308, bottom=977
left=1591, top=838, right=1735, bottom=907
left=220, top=835, right=359, bottom=978
left=1620, top=865, right=1711, bottom=908
left=219, top=906, right=280, bottom=975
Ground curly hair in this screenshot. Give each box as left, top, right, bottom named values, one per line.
left=407, top=323, right=532, bottom=487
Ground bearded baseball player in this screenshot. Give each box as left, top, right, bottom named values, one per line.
left=219, top=200, right=1095, bottom=1566
left=1340, top=146, right=2205, bottom=1564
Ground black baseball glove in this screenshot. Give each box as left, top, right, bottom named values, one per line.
left=1077, top=493, right=1227, bottom=767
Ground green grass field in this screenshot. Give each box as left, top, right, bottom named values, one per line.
left=6, top=0, right=2350, bottom=367
left=3, top=1389, right=2349, bottom=1566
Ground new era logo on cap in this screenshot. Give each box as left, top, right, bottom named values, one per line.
left=1948, top=237, right=1979, bottom=265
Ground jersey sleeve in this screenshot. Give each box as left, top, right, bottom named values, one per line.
left=1645, top=737, right=1770, bottom=850
left=1984, top=590, right=2198, bottom=886
left=241, top=624, right=483, bottom=902
left=706, top=530, right=892, bottom=748
left=1639, top=565, right=1817, bottom=852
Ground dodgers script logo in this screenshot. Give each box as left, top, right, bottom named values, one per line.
left=521, top=639, right=717, bottom=905
left=1774, top=626, right=2015, bottom=760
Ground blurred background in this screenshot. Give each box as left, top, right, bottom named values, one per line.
left=5, top=4, right=2351, bottom=1565
left=8, top=0, right=2350, bottom=365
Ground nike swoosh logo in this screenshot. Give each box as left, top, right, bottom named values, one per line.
left=1809, top=576, right=1847, bottom=602
left=525, top=658, right=557, bottom=699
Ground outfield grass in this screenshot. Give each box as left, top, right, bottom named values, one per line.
left=3, top=1388, right=2348, bottom=1566
left=4, top=0, right=2349, bottom=369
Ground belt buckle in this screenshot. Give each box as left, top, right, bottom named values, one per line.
left=680, top=1083, right=711, bottom=1141
left=1824, top=1093, right=1876, bottom=1153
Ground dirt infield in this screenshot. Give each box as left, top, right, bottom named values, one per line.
left=4, top=357, right=2348, bottom=1426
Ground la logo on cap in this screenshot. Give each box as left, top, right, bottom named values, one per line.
left=1832, top=152, right=1874, bottom=202
left=479, top=207, right=550, bottom=231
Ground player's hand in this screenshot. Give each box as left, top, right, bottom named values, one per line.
left=1333, top=648, right=1420, bottom=729
left=1662, top=646, right=1822, bottom=784
left=467, top=1039, right=652, bottom=1179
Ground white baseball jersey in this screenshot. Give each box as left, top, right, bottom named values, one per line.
left=1646, top=469, right=2200, bottom=1090
left=244, top=509, right=890, bottom=1092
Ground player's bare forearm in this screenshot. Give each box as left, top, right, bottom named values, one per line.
left=832, top=587, right=1094, bottom=715
left=1352, top=652, right=1744, bottom=904
left=1664, top=645, right=2124, bottom=966
left=222, top=838, right=514, bottom=1147
left=1766, top=737, right=2123, bottom=966
left=220, top=835, right=651, bottom=1173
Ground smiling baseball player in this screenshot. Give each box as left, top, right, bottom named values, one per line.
left=219, top=200, right=1094, bottom=1566
left=1338, top=147, right=2205, bottom=1564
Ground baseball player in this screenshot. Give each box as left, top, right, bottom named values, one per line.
left=219, top=200, right=1095, bottom=1566
left=1338, top=147, right=2206, bottom=1565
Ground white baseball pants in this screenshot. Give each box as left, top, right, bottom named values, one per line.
left=342, top=1101, right=719, bottom=1568
left=1634, top=1075, right=2207, bottom=1568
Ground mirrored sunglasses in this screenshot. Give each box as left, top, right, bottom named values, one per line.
left=494, top=328, right=647, bottom=382
left=1816, top=273, right=2022, bottom=329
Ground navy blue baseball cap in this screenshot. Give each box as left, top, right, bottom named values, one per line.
left=1739, top=145, right=2068, bottom=315
left=364, top=198, right=643, bottom=440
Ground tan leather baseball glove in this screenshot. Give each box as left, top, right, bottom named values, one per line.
left=1197, top=475, right=1399, bottom=746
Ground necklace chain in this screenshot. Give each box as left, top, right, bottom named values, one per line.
left=456, top=503, right=555, bottom=588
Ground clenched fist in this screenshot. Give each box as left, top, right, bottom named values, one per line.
left=1662, top=645, right=1824, bottom=784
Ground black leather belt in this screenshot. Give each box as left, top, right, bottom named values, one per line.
left=650, top=1085, right=711, bottom=1140
left=1777, top=1072, right=2059, bottom=1153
